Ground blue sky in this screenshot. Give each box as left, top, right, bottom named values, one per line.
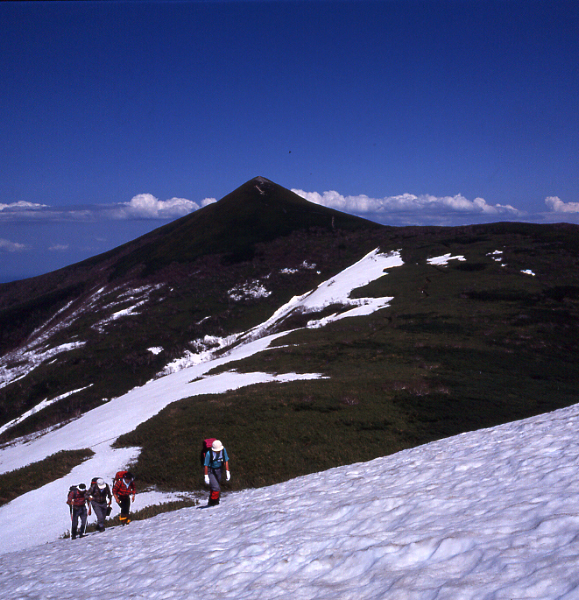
left=1, top=0, right=578, bottom=282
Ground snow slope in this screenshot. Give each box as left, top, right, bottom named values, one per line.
left=1, top=403, right=579, bottom=599
left=0, top=249, right=403, bottom=554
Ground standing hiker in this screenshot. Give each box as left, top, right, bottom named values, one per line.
left=113, top=471, right=136, bottom=524
left=66, top=483, right=90, bottom=539
left=88, top=477, right=112, bottom=532
left=203, top=439, right=230, bottom=506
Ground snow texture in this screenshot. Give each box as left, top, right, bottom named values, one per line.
left=427, top=253, right=466, bottom=266
left=1, top=405, right=579, bottom=599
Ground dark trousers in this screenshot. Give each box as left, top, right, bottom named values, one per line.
left=118, top=495, right=131, bottom=522
left=208, top=467, right=222, bottom=492
left=71, top=506, right=87, bottom=537
left=208, top=468, right=222, bottom=505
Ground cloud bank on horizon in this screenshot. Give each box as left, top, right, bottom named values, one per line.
left=0, top=195, right=217, bottom=222
left=292, top=189, right=579, bottom=226
left=1, top=190, right=578, bottom=226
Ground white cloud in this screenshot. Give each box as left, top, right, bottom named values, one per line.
left=292, top=189, right=522, bottom=217
left=0, top=195, right=203, bottom=222
left=109, top=194, right=200, bottom=219
left=545, top=196, right=579, bottom=213
left=48, top=244, right=69, bottom=251
left=0, top=201, right=47, bottom=212
left=0, top=238, right=27, bottom=252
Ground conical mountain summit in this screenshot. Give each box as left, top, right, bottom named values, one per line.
left=107, top=176, right=381, bottom=276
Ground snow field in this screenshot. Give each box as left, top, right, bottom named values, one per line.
left=1, top=404, right=579, bottom=599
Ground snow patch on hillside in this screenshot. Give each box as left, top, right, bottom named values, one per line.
left=229, top=278, right=272, bottom=301
left=160, top=249, right=403, bottom=375
left=0, top=385, right=93, bottom=437
left=0, top=341, right=86, bottom=390
left=427, top=253, right=466, bottom=265
left=93, top=284, right=165, bottom=332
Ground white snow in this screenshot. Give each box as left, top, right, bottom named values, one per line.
left=522, top=269, right=536, bottom=276
left=229, top=279, right=272, bottom=301
left=1, top=405, right=579, bottom=599
left=159, top=248, right=403, bottom=375
left=0, top=341, right=86, bottom=389
left=0, top=385, right=93, bottom=437
left=427, top=253, right=466, bottom=266
left=488, top=249, right=504, bottom=261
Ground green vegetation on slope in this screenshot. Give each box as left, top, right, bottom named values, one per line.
left=0, top=449, right=94, bottom=506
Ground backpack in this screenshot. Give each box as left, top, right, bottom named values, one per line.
left=114, top=470, right=128, bottom=482
left=67, top=487, right=87, bottom=507
left=113, top=471, right=129, bottom=488
left=200, top=438, right=216, bottom=467
left=89, top=477, right=110, bottom=502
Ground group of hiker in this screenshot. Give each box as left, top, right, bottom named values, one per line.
left=65, top=439, right=230, bottom=539
left=66, top=471, right=136, bottom=539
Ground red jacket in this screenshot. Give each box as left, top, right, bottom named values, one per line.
left=67, top=488, right=87, bottom=507
left=113, top=477, right=136, bottom=497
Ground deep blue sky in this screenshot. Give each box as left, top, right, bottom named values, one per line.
left=1, top=0, right=578, bottom=281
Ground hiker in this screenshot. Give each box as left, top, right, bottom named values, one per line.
left=88, top=477, right=112, bottom=532
left=66, top=483, right=90, bottom=539
left=113, top=471, right=136, bottom=524
left=203, top=439, right=230, bottom=506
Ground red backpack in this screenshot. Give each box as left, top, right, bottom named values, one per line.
left=200, top=438, right=216, bottom=467
left=113, top=470, right=128, bottom=485
left=112, top=471, right=135, bottom=496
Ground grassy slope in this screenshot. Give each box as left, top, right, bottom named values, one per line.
left=115, top=223, right=579, bottom=493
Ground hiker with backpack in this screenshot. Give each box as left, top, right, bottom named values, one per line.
left=202, top=439, right=230, bottom=506
left=88, top=477, right=112, bottom=532
left=112, top=471, right=136, bottom=524
left=66, top=483, right=90, bottom=539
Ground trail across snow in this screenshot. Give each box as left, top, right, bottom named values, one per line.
left=1, top=404, right=579, bottom=599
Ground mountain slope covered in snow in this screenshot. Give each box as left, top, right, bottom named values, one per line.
left=0, top=249, right=403, bottom=553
